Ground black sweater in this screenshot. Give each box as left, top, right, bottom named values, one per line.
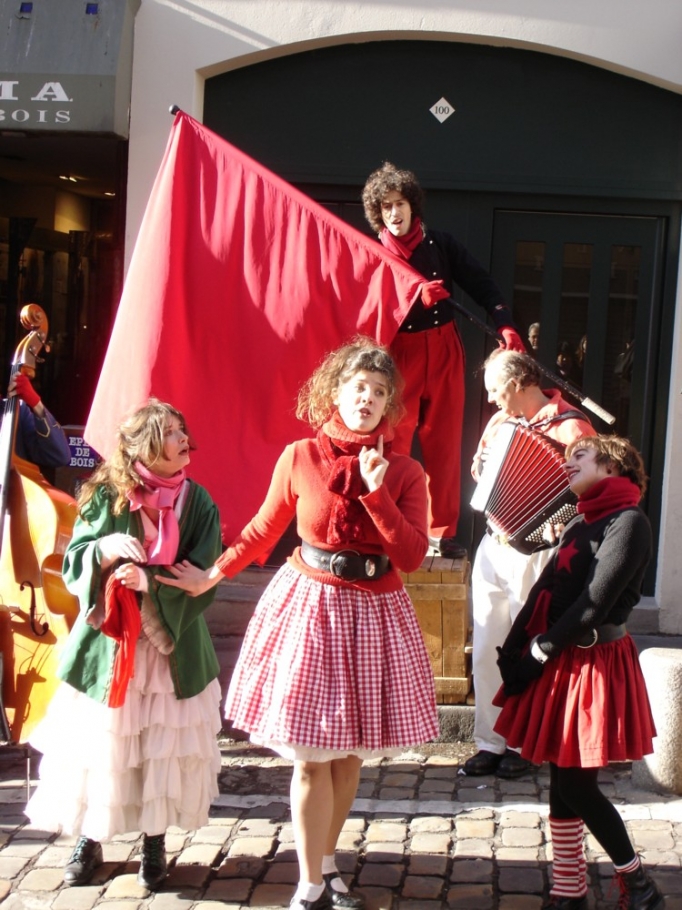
left=507, top=505, right=652, bottom=659
left=399, top=229, right=513, bottom=333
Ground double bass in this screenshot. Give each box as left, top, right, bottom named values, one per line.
left=0, top=304, right=79, bottom=743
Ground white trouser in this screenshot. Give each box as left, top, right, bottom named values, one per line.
left=471, top=532, right=553, bottom=754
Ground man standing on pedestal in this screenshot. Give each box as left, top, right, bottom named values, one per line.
left=362, top=163, right=525, bottom=560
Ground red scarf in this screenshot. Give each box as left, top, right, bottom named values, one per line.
left=318, top=410, right=394, bottom=546
left=379, top=216, right=424, bottom=260
left=101, top=575, right=142, bottom=708
left=126, top=462, right=186, bottom=564
left=576, top=476, right=641, bottom=523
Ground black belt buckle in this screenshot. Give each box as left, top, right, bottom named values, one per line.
left=576, top=629, right=599, bottom=649
left=329, top=549, right=362, bottom=580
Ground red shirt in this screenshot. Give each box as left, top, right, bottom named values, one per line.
left=217, top=437, right=428, bottom=593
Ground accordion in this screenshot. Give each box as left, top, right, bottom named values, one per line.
left=470, top=422, right=577, bottom=554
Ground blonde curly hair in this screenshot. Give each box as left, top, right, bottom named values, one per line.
left=296, top=336, right=405, bottom=429
left=77, top=398, right=191, bottom=516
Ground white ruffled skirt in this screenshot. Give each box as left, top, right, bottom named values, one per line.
left=26, top=638, right=222, bottom=841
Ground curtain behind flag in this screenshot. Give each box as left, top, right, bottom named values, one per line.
left=85, top=112, right=426, bottom=542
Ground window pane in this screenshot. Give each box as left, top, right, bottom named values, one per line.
left=555, top=243, right=591, bottom=388
left=511, top=240, right=545, bottom=352
left=604, top=245, right=640, bottom=434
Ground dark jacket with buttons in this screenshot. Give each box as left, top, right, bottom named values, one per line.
left=400, top=229, right=513, bottom=333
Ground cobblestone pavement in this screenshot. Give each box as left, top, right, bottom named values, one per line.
left=0, top=739, right=680, bottom=910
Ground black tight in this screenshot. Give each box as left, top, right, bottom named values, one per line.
left=549, top=763, right=636, bottom=867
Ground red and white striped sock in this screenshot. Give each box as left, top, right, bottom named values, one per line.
left=549, top=816, right=588, bottom=899
left=613, top=855, right=640, bottom=875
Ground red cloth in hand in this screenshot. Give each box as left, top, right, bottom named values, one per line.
left=421, top=279, right=450, bottom=309
left=499, top=326, right=526, bottom=352
left=12, top=373, right=41, bottom=409
left=101, top=575, right=142, bottom=708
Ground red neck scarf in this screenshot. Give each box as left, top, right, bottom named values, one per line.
left=126, top=462, right=186, bottom=564
left=577, top=476, right=641, bottom=524
left=317, top=410, right=394, bottom=546
left=379, top=216, right=424, bottom=260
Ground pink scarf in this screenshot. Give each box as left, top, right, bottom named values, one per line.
left=126, top=462, right=186, bottom=564
left=379, top=216, right=424, bottom=259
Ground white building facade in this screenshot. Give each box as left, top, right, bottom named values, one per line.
left=127, top=0, right=682, bottom=633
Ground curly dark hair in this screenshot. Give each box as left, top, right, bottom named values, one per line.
left=565, top=435, right=648, bottom=498
left=362, top=162, right=425, bottom=234
left=296, top=336, right=405, bottom=429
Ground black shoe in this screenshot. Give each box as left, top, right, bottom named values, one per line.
left=63, top=836, right=103, bottom=886
left=289, top=892, right=333, bottom=910
left=615, top=863, right=665, bottom=910
left=496, top=749, right=536, bottom=779
left=461, top=749, right=504, bottom=776
left=542, top=896, right=588, bottom=909
left=323, top=872, right=365, bottom=909
left=428, top=536, right=467, bottom=559
left=137, top=833, right=168, bottom=890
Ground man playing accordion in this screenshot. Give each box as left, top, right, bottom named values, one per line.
left=462, top=349, right=595, bottom=778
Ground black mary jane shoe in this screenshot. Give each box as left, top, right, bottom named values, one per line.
left=289, top=891, right=333, bottom=910
left=323, top=872, right=366, bottom=909
left=137, top=833, right=168, bottom=890
left=64, top=836, right=103, bottom=886
left=461, top=749, right=504, bottom=776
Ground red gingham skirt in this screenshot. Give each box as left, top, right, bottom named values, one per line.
left=225, top=565, right=439, bottom=752
left=493, top=634, right=656, bottom=768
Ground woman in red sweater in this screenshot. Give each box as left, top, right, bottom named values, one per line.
left=159, top=337, right=439, bottom=910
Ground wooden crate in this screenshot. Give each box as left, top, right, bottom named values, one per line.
left=400, top=556, right=472, bottom=704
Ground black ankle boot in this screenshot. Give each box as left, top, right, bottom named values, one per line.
left=64, top=836, right=103, bottom=886
left=542, top=896, right=588, bottom=909
left=137, top=833, right=167, bottom=890
left=616, top=863, right=665, bottom=910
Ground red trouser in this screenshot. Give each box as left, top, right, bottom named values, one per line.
left=390, top=322, right=464, bottom=538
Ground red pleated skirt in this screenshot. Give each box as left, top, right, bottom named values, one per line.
left=493, top=634, right=656, bottom=768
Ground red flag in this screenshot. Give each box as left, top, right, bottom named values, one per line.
left=85, top=112, right=425, bottom=542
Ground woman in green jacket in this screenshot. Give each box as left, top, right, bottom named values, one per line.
left=26, top=399, right=222, bottom=891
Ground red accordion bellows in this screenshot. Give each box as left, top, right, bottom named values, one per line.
left=470, top=423, right=577, bottom=554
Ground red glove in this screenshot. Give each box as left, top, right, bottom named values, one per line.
left=499, top=326, right=526, bottom=353
left=11, top=372, right=41, bottom=410
left=420, top=279, right=450, bottom=309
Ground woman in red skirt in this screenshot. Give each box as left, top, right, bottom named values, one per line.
left=159, top=337, right=439, bottom=910
left=494, top=435, right=663, bottom=910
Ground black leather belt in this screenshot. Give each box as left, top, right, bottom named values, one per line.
left=576, top=623, right=627, bottom=648
left=301, top=542, right=390, bottom=581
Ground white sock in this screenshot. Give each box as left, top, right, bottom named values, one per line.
left=294, top=881, right=325, bottom=902
left=321, top=854, right=337, bottom=875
